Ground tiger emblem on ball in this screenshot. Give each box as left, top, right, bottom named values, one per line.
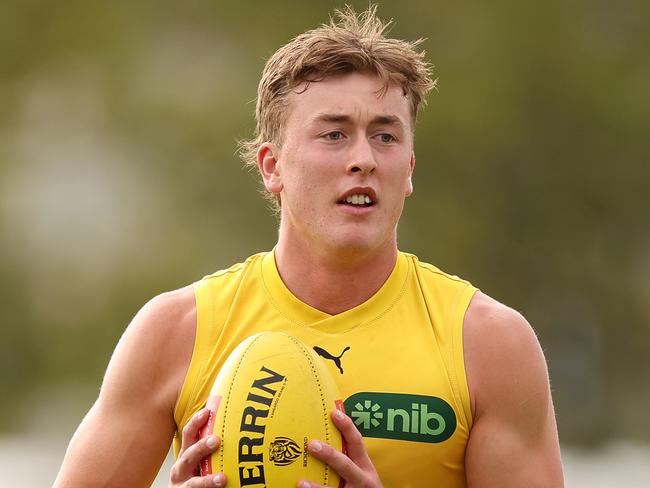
left=269, top=436, right=302, bottom=466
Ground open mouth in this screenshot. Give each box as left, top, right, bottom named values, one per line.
left=337, top=193, right=375, bottom=208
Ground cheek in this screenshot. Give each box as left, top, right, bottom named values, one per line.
left=284, top=172, right=324, bottom=212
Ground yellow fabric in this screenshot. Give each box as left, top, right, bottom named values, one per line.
left=173, top=250, right=477, bottom=487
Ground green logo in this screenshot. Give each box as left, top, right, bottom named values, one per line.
left=344, top=392, right=456, bottom=443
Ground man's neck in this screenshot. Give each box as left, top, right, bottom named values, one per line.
left=274, top=237, right=398, bottom=315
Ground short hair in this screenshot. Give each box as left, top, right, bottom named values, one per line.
left=239, top=4, right=436, bottom=209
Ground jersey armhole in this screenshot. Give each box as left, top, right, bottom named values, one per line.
left=450, top=284, right=478, bottom=431
left=172, top=279, right=212, bottom=455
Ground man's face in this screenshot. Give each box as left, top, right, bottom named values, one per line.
left=259, top=73, right=415, bottom=257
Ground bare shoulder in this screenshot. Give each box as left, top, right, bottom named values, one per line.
left=464, top=290, right=534, bottom=344
left=132, top=284, right=197, bottom=347
left=136, top=284, right=196, bottom=327
left=463, top=291, right=548, bottom=419
left=101, top=284, right=198, bottom=413
left=463, top=291, right=563, bottom=487
left=53, top=285, right=199, bottom=487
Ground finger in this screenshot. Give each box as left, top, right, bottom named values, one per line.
left=307, top=439, right=364, bottom=485
left=179, top=408, right=211, bottom=456
left=171, top=435, right=220, bottom=482
left=296, top=480, right=329, bottom=488
left=185, top=472, right=227, bottom=487
left=331, top=409, right=373, bottom=470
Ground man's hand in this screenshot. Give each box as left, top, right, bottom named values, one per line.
left=170, top=408, right=227, bottom=488
left=297, top=409, right=383, bottom=488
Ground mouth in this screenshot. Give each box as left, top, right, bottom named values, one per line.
left=337, top=189, right=377, bottom=208
left=338, top=193, right=374, bottom=207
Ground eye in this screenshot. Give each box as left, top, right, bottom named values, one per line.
left=324, top=131, right=344, bottom=141
left=378, top=133, right=397, bottom=143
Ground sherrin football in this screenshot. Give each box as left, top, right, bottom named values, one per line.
left=199, top=332, right=345, bottom=487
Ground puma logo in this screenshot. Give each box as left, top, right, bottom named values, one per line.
left=313, top=346, right=350, bottom=375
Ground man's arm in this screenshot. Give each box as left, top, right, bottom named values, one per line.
left=53, top=286, right=197, bottom=488
left=464, top=292, right=564, bottom=487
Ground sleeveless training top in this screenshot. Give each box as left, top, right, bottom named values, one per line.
left=173, top=250, right=477, bottom=487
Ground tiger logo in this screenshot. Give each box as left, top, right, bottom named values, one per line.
left=269, top=436, right=302, bottom=466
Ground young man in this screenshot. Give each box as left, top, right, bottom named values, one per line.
left=54, top=6, right=563, bottom=488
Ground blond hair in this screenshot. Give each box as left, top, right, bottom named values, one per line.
left=240, top=4, right=436, bottom=208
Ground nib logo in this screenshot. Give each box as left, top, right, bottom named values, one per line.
left=345, top=392, right=457, bottom=444
left=351, top=400, right=384, bottom=429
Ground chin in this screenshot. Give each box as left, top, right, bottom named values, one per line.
left=324, top=231, right=393, bottom=258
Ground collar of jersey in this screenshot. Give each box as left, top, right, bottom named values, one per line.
left=259, top=249, right=409, bottom=334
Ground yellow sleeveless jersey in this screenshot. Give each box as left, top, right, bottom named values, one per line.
left=174, top=251, right=477, bottom=487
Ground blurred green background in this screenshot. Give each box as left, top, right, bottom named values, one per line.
left=1, top=0, right=649, bottom=479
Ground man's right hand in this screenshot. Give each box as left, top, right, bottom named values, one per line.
left=170, top=408, right=227, bottom=487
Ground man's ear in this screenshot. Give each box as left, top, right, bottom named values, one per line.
left=405, top=152, right=415, bottom=197
left=257, top=143, right=283, bottom=194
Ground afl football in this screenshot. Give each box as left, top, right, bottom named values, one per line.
left=198, top=331, right=345, bottom=487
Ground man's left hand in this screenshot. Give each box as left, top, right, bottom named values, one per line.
left=297, top=409, right=383, bottom=488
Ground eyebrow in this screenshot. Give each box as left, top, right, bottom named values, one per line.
left=311, top=113, right=405, bottom=128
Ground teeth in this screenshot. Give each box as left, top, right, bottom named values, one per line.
left=344, top=194, right=373, bottom=205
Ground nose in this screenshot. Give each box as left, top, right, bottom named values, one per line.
left=346, top=139, right=377, bottom=175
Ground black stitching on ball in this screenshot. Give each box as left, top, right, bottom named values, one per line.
left=283, top=333, right=331, bottom=485
left=220, top=334, right=264, bottom=473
